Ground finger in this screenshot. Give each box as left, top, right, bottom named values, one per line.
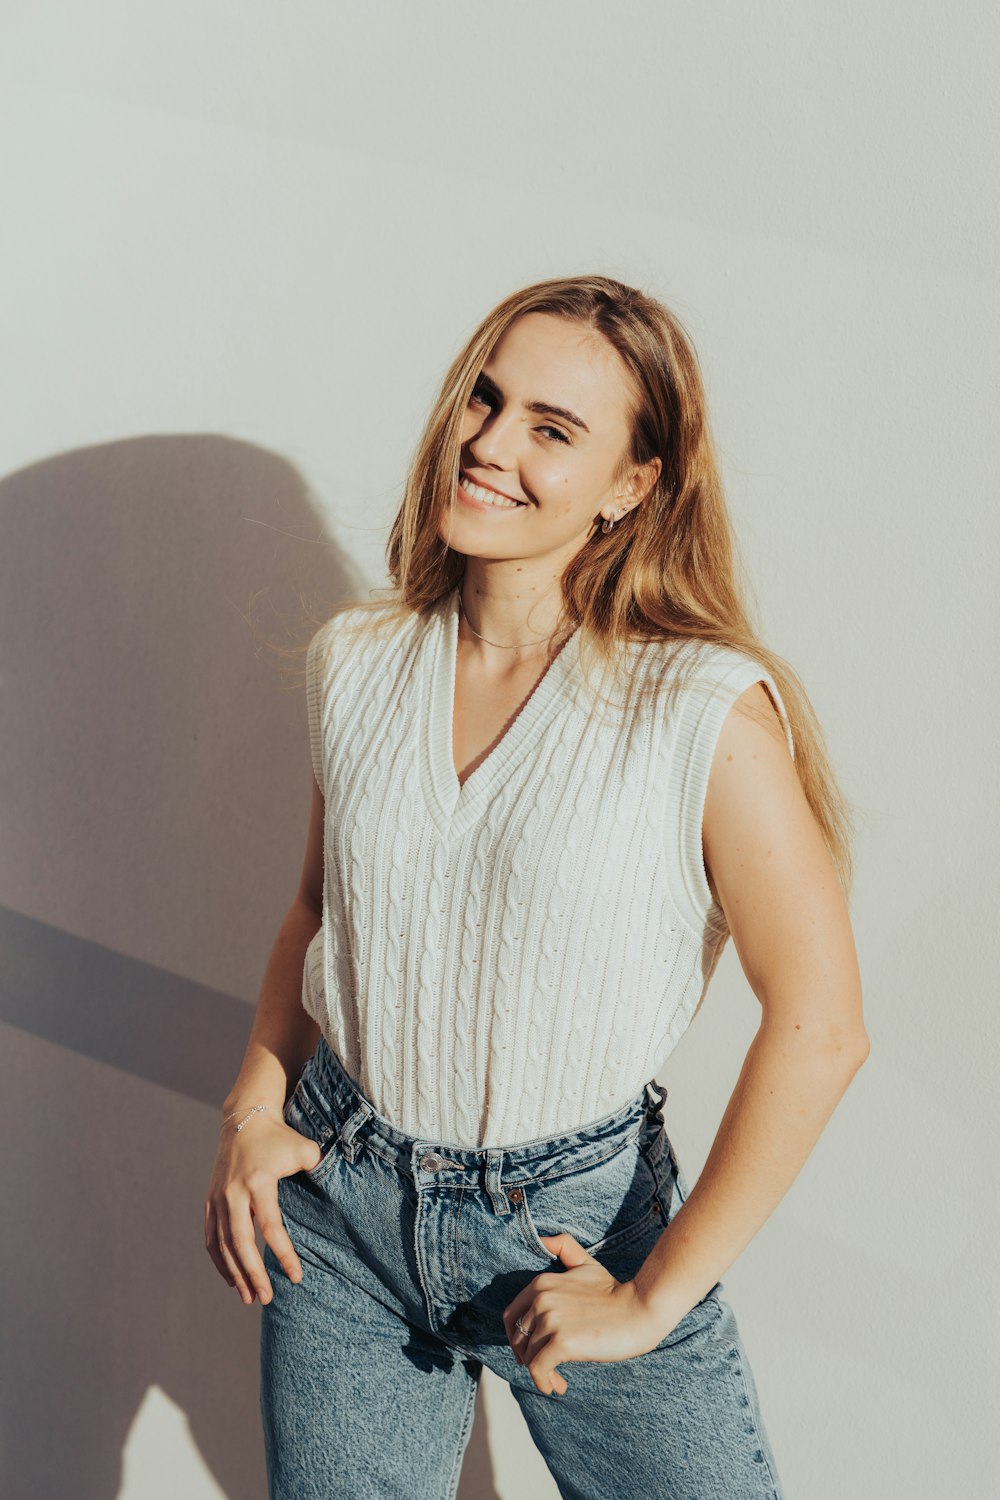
left=524, top=1332, right=564, bottom=1396
left=502, top=1286, right=535, bottom=1347
left=284, top=1119, right=323, bottom=1173
left=509, top=1318, right=532, bottom=1365
left=540, top=1231, right=590, bottom=1271
left=528, top=1367, right=565, bottom=1397
left=204, top=1200, right=236, bottom=1286
left=521, top=1321, right=547, bottom=1369
left=217, top=1231, right=255, bottom=1303
left=228, top=1195, right=274, bottom=1304
left=529, top=1352, right=568, bottom=1397
left=218, top=1193, right=264, bottom=1304
left=505, top=1307, right=533, bottom=1363
left=255, top=1185, right=304, bottom=1285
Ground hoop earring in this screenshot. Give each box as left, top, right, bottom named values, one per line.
left=601, top=514, right=616, bottom=534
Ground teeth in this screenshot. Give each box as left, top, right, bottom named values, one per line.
left=459, top=475, right=525, bottom=509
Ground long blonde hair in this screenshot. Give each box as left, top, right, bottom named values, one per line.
left=292, top=273, right=855, bottom=899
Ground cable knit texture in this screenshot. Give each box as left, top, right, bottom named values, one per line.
left=300, top=588, right=794, bottom=1148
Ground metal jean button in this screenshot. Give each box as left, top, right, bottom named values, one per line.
left=419, top=1149, right=464, bottom=1172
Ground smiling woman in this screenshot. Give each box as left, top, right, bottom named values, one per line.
left=441, top=310, right=665, bottom=584
left=207, top=273, right=866, bottom=1500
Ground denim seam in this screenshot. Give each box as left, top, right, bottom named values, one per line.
left=726, top=1339, right=782, bottom=1497
left=444, top=1368, right=480, bottom=1500
left=521, top=1128, right=659, bottom=1212
left=516, top=1126, right=647, bottom=1188
left=364, top=1139, right=397, bottom=1167
left=516, top=1171, right=664, bottom=1262
left=508, top=1123, right=666, bottom=1258
left=292, top=1080, right=332, bottom=1145
left=304, top=1149, right=339, bottom=1188
left=291, top=1092, right=669, bottom=1241
left=412, top=1187, right=439, bottom=1337
left=453, top=1185, right=470, bottom=1303
left=339, top=1125, right=650, bottom=1185
left=514, top=1196, right=559, bottom=1260
left=516, top=1130, right=645, bottom=1187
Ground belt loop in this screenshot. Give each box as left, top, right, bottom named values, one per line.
left=644, top=1079, right=668, bottom=1121
left=338, top=1100, right=373, bottom=1163
left=484, top=1148, right=510, bottom=1215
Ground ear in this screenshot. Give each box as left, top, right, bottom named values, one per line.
left=618, top=455, right=662, bottom=512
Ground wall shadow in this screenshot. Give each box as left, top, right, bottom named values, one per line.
left=0, top=436, right=501, bottom=1498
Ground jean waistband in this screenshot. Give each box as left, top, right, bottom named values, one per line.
left=296, top=1034, right=670, bottom=1189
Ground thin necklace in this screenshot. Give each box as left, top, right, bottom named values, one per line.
left=457, top=588, right=574, bottom=653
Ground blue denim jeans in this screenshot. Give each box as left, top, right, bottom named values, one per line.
left=260, top=1036, right=785, bottom=1499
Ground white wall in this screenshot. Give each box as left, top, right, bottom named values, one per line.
left=1, top=4, right=996, bottom=1496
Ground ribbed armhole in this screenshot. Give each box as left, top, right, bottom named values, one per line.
left=305, top=619, right=334, bottom=791
left=673, top=651, right=795, bottom=935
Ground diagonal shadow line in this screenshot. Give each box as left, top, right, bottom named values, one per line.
left=0, top=904, right=253, bottom=1107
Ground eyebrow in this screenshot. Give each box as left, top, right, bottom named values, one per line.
left=476, top=370, right=591, bottom=434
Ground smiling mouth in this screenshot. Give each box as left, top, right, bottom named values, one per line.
left=458, top=472, right=528, bottom=510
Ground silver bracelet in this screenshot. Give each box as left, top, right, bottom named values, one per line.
left=229, top=1103, right=279, bottom=1132
left=221, top=1100, right=277, bottom=1125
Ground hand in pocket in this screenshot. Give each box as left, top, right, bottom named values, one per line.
left=203, top=1108, right=322, bottom=1305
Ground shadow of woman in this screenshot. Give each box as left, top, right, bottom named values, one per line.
left=1, top=435, right=509, bottom=1499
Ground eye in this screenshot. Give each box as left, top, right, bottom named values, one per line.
left=469, top=382, right=495, bottom=411
left=468, top=381, right=571, bottom=444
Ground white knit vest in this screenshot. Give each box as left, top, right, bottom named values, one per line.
left=300, top=588, right=793, bottom=1148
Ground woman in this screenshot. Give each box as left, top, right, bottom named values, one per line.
left=205, top=274, right=868, bottom=1499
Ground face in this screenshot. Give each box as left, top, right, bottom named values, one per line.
left=440, top=312, right=659, bottom=567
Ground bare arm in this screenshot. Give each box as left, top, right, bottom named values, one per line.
left=502, top=681, right=869, bottom=1397
left=204, top=772, right=328, bottom=1305
left=222, top=773, right=325, bottom=1117
left=631, top=682, right=870, bottom=1327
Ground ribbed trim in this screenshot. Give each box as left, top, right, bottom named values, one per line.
left=423, top=588, right=583, bottom=840
left=305, top=618, right=335, bottom=790
left=673, top=649, right=794, bottom=936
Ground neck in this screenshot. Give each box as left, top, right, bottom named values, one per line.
left=456, top=570, right=568, bottom=659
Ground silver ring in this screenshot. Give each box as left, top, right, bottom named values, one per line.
left=515, top=1316, right=528, bottom=1337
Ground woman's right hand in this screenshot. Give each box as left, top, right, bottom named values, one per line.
left=204, top=1107, right=324, bottom=1305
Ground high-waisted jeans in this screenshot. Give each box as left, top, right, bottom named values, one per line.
left=260, top=1036, right=785, bottom=1500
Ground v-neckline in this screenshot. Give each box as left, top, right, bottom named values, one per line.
left=422, top=588, right=582, bottom=839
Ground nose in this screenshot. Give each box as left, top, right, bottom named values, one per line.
left=465, top=404, right=520, bottom=471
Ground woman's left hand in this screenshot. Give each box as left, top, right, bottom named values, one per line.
left=501, top=1232, right=673, bottom=1395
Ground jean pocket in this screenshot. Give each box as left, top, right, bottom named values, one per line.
left=513, top=1127, right=675, bottom=1264
left=282, top=1078, right=342, bottom=1187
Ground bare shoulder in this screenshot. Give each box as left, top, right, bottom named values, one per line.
left=701, top=680, right=801, bottom=901
left=727, top=680, right=793, bottom=751
left=702, top=681, right=862, bottom=1030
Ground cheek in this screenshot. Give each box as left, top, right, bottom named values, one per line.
left=534, top=467, right=576, bottom=506
left=543, top=474, right=595, bottom=519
